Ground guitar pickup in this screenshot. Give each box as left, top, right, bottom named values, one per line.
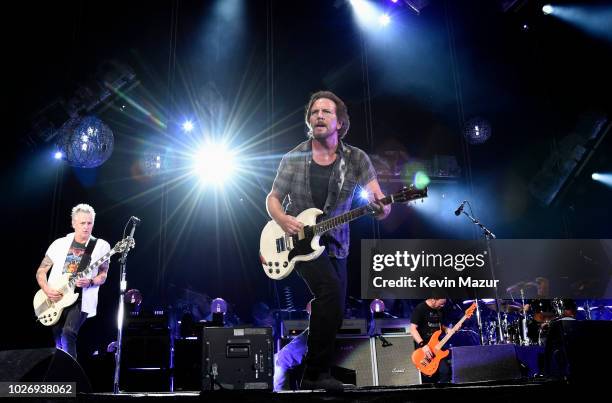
left=276, top=236, right=287, bottom=253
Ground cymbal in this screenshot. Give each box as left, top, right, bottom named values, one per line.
left=506, top=281, right=538, bottom=293
left=486, top=300, right=523, bottom=313
left=462, top=298, right=495, bottom=304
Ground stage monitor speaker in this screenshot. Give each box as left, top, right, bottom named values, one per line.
left=545, top=319, right=612, bottom=383
left=202, top=327, right=273, bottom=390
left=0, top=348, right=91, bottom=393
left=451, top=345, right=521, bottom=383
left=331, top=336, right=374, bottom=387
left=372, top=334, right=421, bottom=386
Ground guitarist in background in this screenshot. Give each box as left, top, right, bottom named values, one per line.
left=266, top=91, right=390, bottom=390
left=410, top=298, right=452, bottom=383
left=35, top=203, right=110, bottom=359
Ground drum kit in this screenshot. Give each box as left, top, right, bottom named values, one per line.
left=462, top=279, right=584, bottom=346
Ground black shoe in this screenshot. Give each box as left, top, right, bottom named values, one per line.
left=300, top=373, right=344, bottom=391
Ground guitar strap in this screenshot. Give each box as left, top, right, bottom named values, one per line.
left=76, top=236, right=98, bottom=273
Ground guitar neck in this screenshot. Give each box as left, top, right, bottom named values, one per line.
left=314, top=194, right=393, bottom=235
left=69, top=249, right=116, bottom=285
left=434, top=314, right=470, bottom=351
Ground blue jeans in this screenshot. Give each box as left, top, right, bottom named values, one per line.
left=51, top=299, right=88, bottom=360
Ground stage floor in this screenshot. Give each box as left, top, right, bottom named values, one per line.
left=73, top=379, right=583, bottom=402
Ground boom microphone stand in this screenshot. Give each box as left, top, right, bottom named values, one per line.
left=455, top=201, right=504, bottom=343
left=113, top=216, right=140, bottom=394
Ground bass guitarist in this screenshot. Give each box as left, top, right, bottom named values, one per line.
left=410, top=298, right=452, bottom=383
left=266, top=90, right=390, bottom=390
left=35, top=203, right=110, bottom=359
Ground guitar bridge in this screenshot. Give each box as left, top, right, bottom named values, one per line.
left=276, top=234, right=294, bottom=253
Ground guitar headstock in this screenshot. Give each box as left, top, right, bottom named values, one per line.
left=114, top=237, right=135, bottom=253
left=465, top=302, right=477, bottom=318
left=392, top=184, right=428, bottom=204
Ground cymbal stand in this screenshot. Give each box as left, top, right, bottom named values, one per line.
left=519, top=288, right=530, bottom=346
left=458, top=203, right=503, bottom=343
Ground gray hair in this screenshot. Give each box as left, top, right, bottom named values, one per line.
left=71, top=203, right=96, bottom=221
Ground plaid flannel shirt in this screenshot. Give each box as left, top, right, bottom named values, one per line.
left=271, top=139, right=377, bottom=258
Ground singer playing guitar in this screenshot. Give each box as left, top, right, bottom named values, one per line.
left=35, top=203, right=111, bottom=359
left=410, top=298, right=451, bottom=383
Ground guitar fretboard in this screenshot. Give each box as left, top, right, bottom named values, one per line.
left=313, top=194, right=393, bottom=235
left=68, top=249, right=117, bottom=287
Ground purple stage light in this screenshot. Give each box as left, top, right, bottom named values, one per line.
left=211, top=298, right=228, bottom=314
left=370, top=299, right=385, bottom=313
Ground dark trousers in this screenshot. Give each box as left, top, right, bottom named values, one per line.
left=51, top=300, right=88, bottom=360
left=295, top=254, right=347, bottom=379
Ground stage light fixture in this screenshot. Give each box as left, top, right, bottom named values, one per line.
left=463, top=117, right=492, bottom=145
left=182, top=120, right=194, bottom=133
left=379, top=13, right=391, bottom=26
left=543, top=4, right=554, bottom=15
left=370, top=299, right=385, bottom=313
left=192, top=142, right=237, bottom=185
left=56, top=116, right=114, bottom=168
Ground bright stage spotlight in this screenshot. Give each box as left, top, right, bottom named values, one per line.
left=542, top=4, right=554, bottom=15
left=192, top=142, right=237, bottom=186
left=592, top=172, right=612, bottom=187
left=54, top=151, right=63, bottom=160
left=379, top=13, right=391, bottom=27
left=350, top=0, right=378, bottom=25
left=182, top=120, right=194, bottom=133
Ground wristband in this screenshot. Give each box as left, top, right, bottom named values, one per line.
left=418, top=341, right=426, bottom=348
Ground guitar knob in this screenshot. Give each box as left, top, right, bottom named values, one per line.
left=275, top=262, right=279, bottom=267
left=283, top=262, right=288, bottom=268
left=268, top=269, right=273, bottom=274
left=275, top=269, right=280, bottom=274
left=268, top=262, right=273, bottom=267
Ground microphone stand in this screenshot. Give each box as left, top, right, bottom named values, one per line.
left=458, top=204, right=504, bottom=343
left=113, top=218, right=139, bottom=394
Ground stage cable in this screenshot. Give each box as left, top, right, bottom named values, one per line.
left=359, top=30, right=381, bottom=241
left=444, top=0, right=477, bottom=239
left=156, top=0, right=180, bottom=302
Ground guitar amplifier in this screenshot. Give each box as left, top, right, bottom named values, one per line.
left=281, top=319, right=368, bottom=339
left=372, top=334, right=421, bottom=386
left=331, top=336, right=375, bottom=387
left=372, top=318, right=411, bottom=335
left=201, top=327, right=273, bottom=390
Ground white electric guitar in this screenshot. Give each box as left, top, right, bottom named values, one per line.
left=259, top=185, right=427, bottom=280
left=33, top=237, right=135, bottom=326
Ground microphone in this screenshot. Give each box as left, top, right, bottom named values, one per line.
left=454, top=200, right=467, bottom=216
left=130, top=216, right=141, bottom=225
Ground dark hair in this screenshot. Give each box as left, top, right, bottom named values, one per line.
left=304, top=90, right=350, bottom=139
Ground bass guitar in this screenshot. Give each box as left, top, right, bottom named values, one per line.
left=411, top=302, right=477, bottom=376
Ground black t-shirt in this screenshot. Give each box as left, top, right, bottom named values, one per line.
left=62, top=240, right=87, bottom=275
left=410, top=301, right=444, bottom=343
left=309, top=160, right=335, bottom=211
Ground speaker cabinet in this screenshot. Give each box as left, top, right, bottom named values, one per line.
left=331, top=336, right=374, bottom=387
left=0, top=348, right=91, bottom=393
left=202, top=327, right=273, bottom=390
left=372, top=334, right=421, bottom=386
left=451, top=345, right=521, bottom=383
